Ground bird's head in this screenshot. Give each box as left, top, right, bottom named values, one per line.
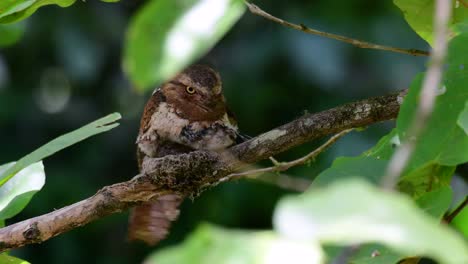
left=161, top=65, right=226, bottom=121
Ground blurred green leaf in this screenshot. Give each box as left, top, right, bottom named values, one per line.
left=0, top=0, right=76, bottom=24
left=123, top=0, right=245, bottom=91
left=0, top=113, right=121, bottom=187
left=393, top=0, right=468, bottom=45
left=146, top=224, right=324, bottom=264
left=0, top=0, right=36, bottom=20
left=458, top=101, right=468, bottom=135
left=0, top=22, right=25, bottom=47
left=274, top=179, right=468, bottom=264
left=0, top=0, right=120, bottom=24
left=0, top=162, right=45, bottom=220
left=0, top=254, right=30, bottom=264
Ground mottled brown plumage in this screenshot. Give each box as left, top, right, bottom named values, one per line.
left=129, top=65, right=240, bottom=245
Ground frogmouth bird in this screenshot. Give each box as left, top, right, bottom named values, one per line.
left=129, top=64, right=242, bottom=245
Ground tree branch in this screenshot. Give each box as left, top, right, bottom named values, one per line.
left=0, top=90, right=406, bottom=252
left=245, top=2, right=430, bottom=57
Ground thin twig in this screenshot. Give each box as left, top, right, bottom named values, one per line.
left=445, top=196, right=468, bottom=224
left=382, top=0, right=452, bottom=190
left=220, top=129, right=352, bottom=183
left=251, top=173, right=312, bottom=192
left=245, top=2, right=430, bottom=57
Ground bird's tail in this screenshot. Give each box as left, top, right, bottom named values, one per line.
left=128, top=194, right=183, bottom=245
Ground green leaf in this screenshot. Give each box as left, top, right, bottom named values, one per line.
left=313, top=130, right=402, bottom=188
left=454, top=20, right=468, bottom=34
left=398, top=164, right=455, bottom=198
left=398, top=75, right=467, bottom=168
left=414, top=186, right=452, bottom=218
left=393, top=0, right=468, bottom=45
left=0, top=22, right=25, bottom=47
left=458, top=101, right=468, bottom=135
left=452, top=202, right=468, bottom=238
left=0, top=0, right=36, bottom=20
left=393, top=32, right=468, bottom=196
left=350, top=244, right=403, bottom=264
left=0, top=254, right=30, bottom=264
left=274, top=179, right=468, bottom=264
left=0, top=0, right=76, bottom=24
left=313, top=156, right=387, bottom=187
left=0, top=0, right=120, bottom=24
left=324, top=244, right=404, bottom=264
left=397, top=33, right=468, bottom=169
left=146, top=224, right=324, bottom=264
left=362, top=129, right=399, bottom=160
left=123, top=0, right=245, bottom=91
left=0, top=113, right=121, bottom=187
left=0, top=162, right=45, bottom=220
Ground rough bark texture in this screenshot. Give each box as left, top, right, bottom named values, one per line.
left=0, top=90, right=406, bottom=252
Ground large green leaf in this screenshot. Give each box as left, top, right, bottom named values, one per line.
left=0, top=162, right=45, bottom=220
left=398, top=76, right=468, bottom=168
left=0, top=113, right=121, bottom=187
left=0, top=254, right=30, bottom=264
left=397, top=32, right=468, bottom=168
left=123, top=0, right=245, bottom=91
left=393, top=0, right=468, bottom=45
left=274, top=179, right=468, bottom=264
left=145, top=224, right=324, bottom=264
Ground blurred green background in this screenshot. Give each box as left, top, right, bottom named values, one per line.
left=0, top=0, right=433, bottom=263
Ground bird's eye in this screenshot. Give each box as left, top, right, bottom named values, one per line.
left=186, top=86, right=196, bottom=94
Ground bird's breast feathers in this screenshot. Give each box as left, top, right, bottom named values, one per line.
left=137, top=101, right=238, bottom=157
